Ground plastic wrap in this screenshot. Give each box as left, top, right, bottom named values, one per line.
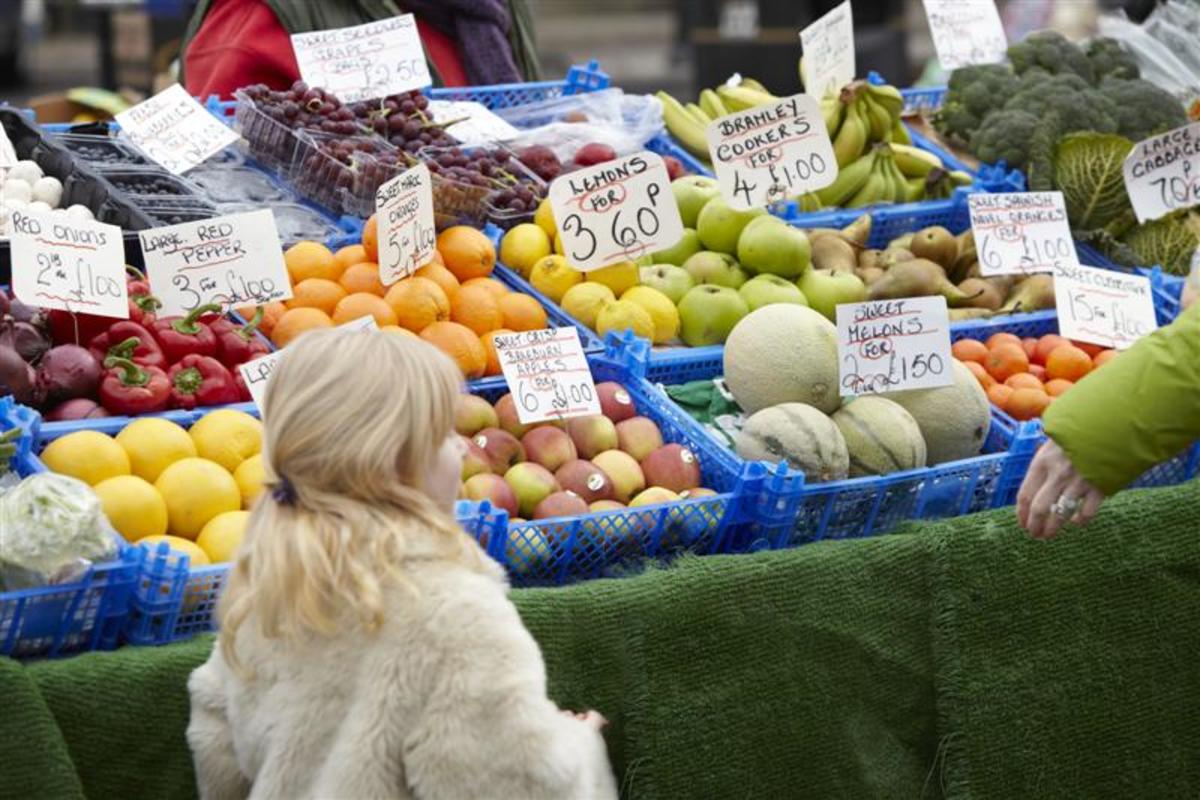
left=1098, top=7, right=1200, bottom=106
left=495, top=88, right=664, bottom=160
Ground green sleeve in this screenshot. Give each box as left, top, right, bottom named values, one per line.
left=1043, top=300, right=1200, bottom=494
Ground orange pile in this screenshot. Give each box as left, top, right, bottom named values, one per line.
left=243, top=219, right=549, bottom=379
left=952, top=332, right=1116, bottom=421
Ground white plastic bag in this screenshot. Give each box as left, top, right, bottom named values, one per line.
left=495, top=89, right=664, bottom=161
left=1098, top=8, right=1200, bottom=105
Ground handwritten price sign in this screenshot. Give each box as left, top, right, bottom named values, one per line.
left=493, top=328, right=600, bottom=424
left=548, top=151, right=683, bottom=271
left=376, top=163, right=436, bottom=285
left=922, top=0, right=1007, bottom=70
left=705, top=93, right=837, bottom=210
left=799, top=0, right=855, bottom=98
left=1054, top=263, right=1157, bottom=350
left=291, top=14, right=431, bottom=103
left=9, top=209, right=128, bottom=318
left=969, top=192, right=1081, bottom=277
left=836, top=296, right=954, bottom=396
left=114, top=84, right=239, bottom=175
left=141, top=209, right=293, bottom=317
left=1122, top=122, right=1200, bottom=223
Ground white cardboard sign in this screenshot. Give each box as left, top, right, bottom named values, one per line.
left=492, top=328, right=601, bottom=424
left=549, top=151, right=683, bottom=270
left=9, top=209, right=128, bottom=318
left=291, top=14, right=432, bottom=103
left=705, top=93, right=838, bottom=210
left=1122, top=122, right=1200, bottom=224
left=923, top=0, right=1008, bottom=70
left=836, top=296, right=954, bottom=396
left=140, top=209, right=293, bottom=317
left=0, top=126, right=16, bottom=170
left=427, top=100, right=521, bottom=145
left=240, top=316, right=378, bottom=411
left=969, top=192, right=1081, bottom=277
left=1054, top=263, right=1157, bottom=350
left=376, top=163, right=436, bottom=286
left=799, top=0, right=855, bottom=98
left=114, top=84, right=239, bottom=175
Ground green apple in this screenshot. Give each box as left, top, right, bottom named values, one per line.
left=639, top=264, right=696, bottom=304
left=695, top=196, right=765, bottom=255
left=672, top=175, right=721, bottom=228
left=682, top=251, right=749, bottom=289
left=677, top=284, right=750, bottom=346
left=797, top=268, right=867, bottom=321
left=738, top=274, right=809, bottom=311
left=648, top=227, right=703, bottom=266
left=736, top=216, right=811, bottom=279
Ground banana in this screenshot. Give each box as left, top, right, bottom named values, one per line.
left=815, top=149, right=876, bottom=206
left=698, top=89, right=728, bottom=120
left=737, top=77, right=772, bottom=95
left=716, top=85, right=777, bottom=112
left=845, top=157, right=889, bottom=208
left=949, top=170, right=974, bottom=186
left=685, top=102, right=711, bottom=126
left=821, top=95, right=845, bottom=138
left=656, top=91, right=711, bottom=161
left=884, top=157, right=912, bottom=203
left=890, top=118, right=912, bottom=146
left=892, top=143, right=944, bottom=178
left=864, top=82, right=904, bottom=119
left=904, top=177, right=927, bottom=203
left=858, top=93, right=892, bottom=143
left=796, top=192, right=824, bottom=212
left=833, top=101, right=868, bottom=168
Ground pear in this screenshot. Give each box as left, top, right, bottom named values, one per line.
left=867, top=259, right=979, bottom=306
left=736, top=216, right=811, bottom=279
left=948, top=308, right=995, bottom=321
left=998, top=275, right=1055, bottom=314
left=856, top=266, right=886, bottom=285
left=696, top=196, right=766, bottom=255
left=909, top=226, right=958, bottom=270
left=880, top=248, right=914, bottom=268
left=797, top=268, right=867, bottom=321
left=956, top=278, right=1003, bottom=310
left=840, top=214, right=872, bottom=247
left=858, top=249, right=887, bottom=270
left=809, top=233, right=858, bottom=275
left=887, top=232, right=914, bottom=251
left=649, top=228, right=703, bottom=266
left=949, top=230, right=977, bottom=282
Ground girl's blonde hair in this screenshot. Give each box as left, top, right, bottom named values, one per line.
left=218, top=327, right=480, bottom=671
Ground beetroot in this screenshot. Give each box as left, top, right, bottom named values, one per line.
left=36, top=345, right=102, bottom=405
left=44, top=398, right=110, bottom=422
left=0, top=345, right=37, bottom=405
left=0, top=319, right=51, bottom=364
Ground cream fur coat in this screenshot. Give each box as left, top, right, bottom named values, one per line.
left=187, top=536, right=617, bottom=800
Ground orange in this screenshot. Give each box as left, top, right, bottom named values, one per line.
left=1093, top=349, right=1118, bottom=367
left=362, top=214, right=379, bottom=262
left=1006, top=388, right=1052, bottom=421
left=384, top=277, right=450, bottom=332
left=462, top=277, right=510, bottom=300
left=271, top=307, right=334, bottom=347
left=986, top=332, right=1022, bottom=351
left=332, top=292, right=398, bottom=327
left=984, top=343, right=1029, bottom=383
left=1033, top=334, right=1067, bottom=366
left=1004, top=372, right=1044, bottom=391
left=437, top=226, right=496, bottom=282
left=237, top=301, right=286, bottom=337
left=379, top=325, right=418, bottom=338
left=339, top=262, right=387, bottom=296
left=414, top=262, right=461, bottom=301
left=963, top=360, right=996, bottom=389
left=334, top=244, right=369, bottom=272
left=284, top=241, right=341, bottom=283
left=285, top=278, right=347, bottom=316
left=1021, top=337, right=1038, bottom=361
left=986, top=383, right=1014, bottom=411
left=450, top=284, right=504, bottom=336
left=1070, top=340, right=1106, bottom=359
left=1045, top=345, right=1093, bottom=383
left=951, top=339, right=988, bottom=365
left=480, top=328, right=513, bottom=376
left=497, top=293, right=549, bottom=332
left=420, top=321, right=487, bottom=378
left=1044, top=378, right=1074, bottom=397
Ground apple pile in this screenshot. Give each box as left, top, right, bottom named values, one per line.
left=516, top=143, right=685, bottom=183
left=455, top=381, right=714, bottom=526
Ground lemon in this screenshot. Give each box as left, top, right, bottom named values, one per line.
left=138, top=535, right=211, bottom=567
left=553, top=231, right=564, bottom=256
left=93, top=475, right=168, bottom=542
left=561, top=282, right=616, bottom=329
left=534, top=198, right=556, bottom=240
left=621, top=286, right=681, bottom=344
left=196, top=510, right=250, bottom=563
left=41, top=431, right=130, bottom=486
left=499, top=223, right=551, bottom=277
left=155, top=458, right=242, bottom=539
left=234, top=454, right=266, bottom=509
left=529, top=254, right=583, bottom=303
left=188, top=410, right=263, bottom=473
left=596, top=299, right=655, bottom=341
left=115, top=418, right=197, bottom=483
left=586, top=261, right=640, bottom=296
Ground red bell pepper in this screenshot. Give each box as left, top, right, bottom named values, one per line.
left=168, top=354, right=242, bottom=409
left=152, top=303, right=221, bottom=363
left=99, top=357, right=171, bottom=415
left=88, top=321, right=167, bottom=370
left=127, top=275, right=162, bottom=326
left=215, top=308, right=271, bottom=367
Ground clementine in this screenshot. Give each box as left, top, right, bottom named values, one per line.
left=963, top=360, right=996, bottom=389
left=1006, top=388, right=1052, bottom=421
left=1092, top=349, right=1118, bottom=367
left=951, top=339, right=988, bottom=365
left=984, top=343, right=1029, bottom=382
left=480, top=328, right=514, bottom=376
left=1044, top=379, right=1073, bottom=397
left=1032, top=334, right=1067, bottom=365
left=986, top=383, right=1014, bottom=411
left=1045, top=345, right=1093, bottom=382
left=1005, top=372, right=1044, bottom=391
left=986, top=332, right=1022, bottom=351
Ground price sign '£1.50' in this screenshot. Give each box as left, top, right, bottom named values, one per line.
left=493, top=328, right=601, bottom=425
left=376, top=163, right=436, bottom=286
left=836, top=296, right=954, bottom=396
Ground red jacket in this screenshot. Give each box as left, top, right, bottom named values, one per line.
left=184, top=0, right=468, bottom=100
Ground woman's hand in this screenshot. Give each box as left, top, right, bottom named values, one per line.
left=1017, top=439, right=1106, bottom=539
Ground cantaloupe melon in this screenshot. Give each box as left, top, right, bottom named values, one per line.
left=832, top=396, right=927, bottom=477
left=735, top=403, right=849, bottom=482
left=723, top=304, right=841, bottom=415
left=888, top=360, right=991, bottom=464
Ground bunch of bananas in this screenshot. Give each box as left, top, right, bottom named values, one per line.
left=656, top=79, right=779, bottom=165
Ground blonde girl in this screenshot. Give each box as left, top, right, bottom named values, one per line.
left=187, top=328, right=616, bottom=800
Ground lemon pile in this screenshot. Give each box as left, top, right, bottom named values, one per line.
left=500, top=200, right=681, bottom=346
left=39, top=410, right=265, bottom=566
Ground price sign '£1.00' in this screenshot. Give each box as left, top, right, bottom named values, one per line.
left=493, top=328, right=600, bottom=425
left=548, top=151, right=683, bottom=271
left=114, top=84, right=240, bottom=175
left=968, top=192, right=1081, bottom=277
left=291, top=14, right=432, bottom=104
left=376, top=163, right=436, bottom=286
left=836, top=296, right=954, bottom=396
left=1054, top=263, right=1158, bottom=350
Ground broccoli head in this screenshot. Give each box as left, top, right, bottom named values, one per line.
left=1086, top=37, right=1140, bottom=81
left=969, top=109, right=1040, bottom=170
left=935, top=63, right=1020, bottom=145
left=1099, top=77, right=1187, bottom=143
left=1007, top=30, right=1095, bottom=83
left=1002, top=74, right=1118, bottom=134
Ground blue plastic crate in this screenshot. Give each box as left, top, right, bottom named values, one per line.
left=428, top=61, right=610, bottom=109
left=0, top=399, right=142, bottom=659
left=644, top=132, right=713, bottom=177
left=900, top=85, right=947, bottom=116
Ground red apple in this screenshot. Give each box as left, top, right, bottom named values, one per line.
left=494, top=393, right=532, bottom=439
left=554, top=459, right=616, bottom=504
left=615, top=416, right=664, bottom=462
left=591, top=449, right=645, bottom=503
left=455, top=395, right=499, bottom=437
left=532, top=490, right=590, bottom=520
left=503, top=462, right=561, bottom=518
left=462, top=473, right=518, bottom=517
left=473, top=428, right=525, bottom=474
left=641, top=443, right=702, bottom=493
left=596, top=381, right=637, bottom=422
left=461, top=436, right=491, bottom=480
left=521, top=426, right=578, bottom=472
left=565, top=414, right=618, bottom=459
left=575, top=142, right=617, bottom=167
